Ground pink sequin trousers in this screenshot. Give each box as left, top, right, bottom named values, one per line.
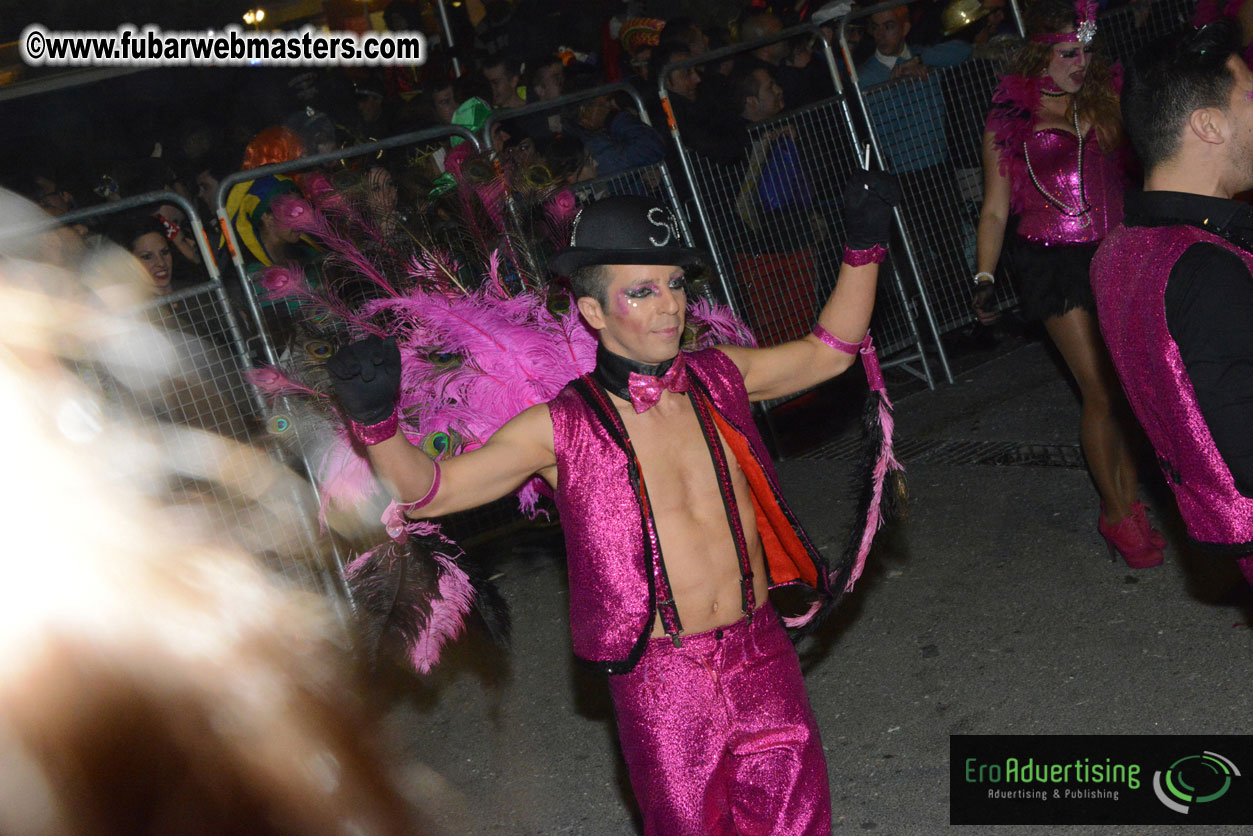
left=608, top=602, right=831, bottom=836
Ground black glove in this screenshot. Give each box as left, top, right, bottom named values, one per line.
left=843, top=170, right=902, bottom=251
left=327, top=336, right=402, bottom=425
left=972, top=283, right=1000, bottom=326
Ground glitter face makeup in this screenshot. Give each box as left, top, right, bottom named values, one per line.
left=596, top=266, right=688, bottom=364
left=617, top=274, right=688, bottom=311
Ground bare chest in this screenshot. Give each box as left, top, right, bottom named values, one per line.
left=615, top=394, right=739, bottom=511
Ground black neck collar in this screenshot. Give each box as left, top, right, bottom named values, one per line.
left=593, top=344, right=678, bottom=402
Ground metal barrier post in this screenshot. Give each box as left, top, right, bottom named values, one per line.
left=843, top=0, right=1031, bottom=382
left=658, top=22, right=936, bottom=388
left=1009, top=0, right=1027, bottom=37
left=435, top=0, right=463, bottom=77
left=814, top=29, right=935, bottom=388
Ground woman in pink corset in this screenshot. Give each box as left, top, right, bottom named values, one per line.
left=971, top=0, right=1164, bottom=567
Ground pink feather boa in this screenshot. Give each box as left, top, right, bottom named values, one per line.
left=986, top=74, right=1044, bottom=214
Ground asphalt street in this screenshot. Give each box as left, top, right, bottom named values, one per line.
left=384, top=337, right=1253, bottom=836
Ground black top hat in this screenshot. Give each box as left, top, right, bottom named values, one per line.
left=549, top=196, right=709, bottom=275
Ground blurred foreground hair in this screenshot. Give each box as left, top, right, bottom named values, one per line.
left=0, top=188, right=431, bottom=836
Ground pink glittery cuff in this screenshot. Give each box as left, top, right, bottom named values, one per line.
left=813, top=325, right=885, bottom=393
left=842, top=244, right=887, bottom=266
left=860, top=336, right=885, bottom=393
left=348, top=409, right=399, bottom=446
left=812, top=323, right=861, bottom=355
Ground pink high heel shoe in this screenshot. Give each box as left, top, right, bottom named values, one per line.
left=1130, top=501, right=1166, bottom=550
left=1098, top=506, right=1164, bottom=569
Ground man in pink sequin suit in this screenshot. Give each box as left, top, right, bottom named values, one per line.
left=326, top=177, right=900, bottom=835
left=1091, top=21, right=1253, bottom=583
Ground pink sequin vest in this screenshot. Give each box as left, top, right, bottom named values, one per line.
left=1092, top=225, right=1253, bottom=551
left=548, top=348, right=828, bottom=673
left=1016, top=129, right=1124, bottom=245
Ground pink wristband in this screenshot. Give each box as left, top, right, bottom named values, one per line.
left=348, top=409, right=399, bottom=446
left=842, top=244, right=887, bottom=266
left=382, top=459, right=442, bottom=540
left=813, top=325, right=885, bottom=393
left=397, top=459, right=441, bottom=512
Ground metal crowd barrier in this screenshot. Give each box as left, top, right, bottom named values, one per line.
left=841, top=0, right=1018, bottom=360
left=1088, top=0, right=1195, bottom=63
left=8, top=192, right=345, bottom=607
left=659, top=23, right=939, bottom=389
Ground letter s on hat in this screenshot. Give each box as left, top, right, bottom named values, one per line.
left=647, top=206, right=678, bottom=247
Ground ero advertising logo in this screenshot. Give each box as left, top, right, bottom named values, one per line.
left=1153, top=751, right=1241, bottom=814
left=951, top=735, right=1253, bottom=825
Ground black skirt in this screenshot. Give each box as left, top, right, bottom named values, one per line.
left=1005, top=238, right=1099, bottom=322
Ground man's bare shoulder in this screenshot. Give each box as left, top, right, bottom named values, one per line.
left=706, top=344, right=752, bottom=379
left=496, top=401, right=551, bottom=431
left=494, top=402, right=554, bottom=446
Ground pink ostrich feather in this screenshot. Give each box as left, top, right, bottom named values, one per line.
left=302, top=172, right=348, bottom=212
left=257, top=265, right=314, bottom=302
left=408, top=551, right=475, bottom=674
left=515, top=478, right=552, bottom=519
left=270, top=193, right=332, bottom=238
left=402, top=288, right=578, bottom=401
left=273, top=193, right=399, bottom=297
left=406, top=248, right=463, bottom=290
left=485, top=248, right=509, bottom=297
left=688, top=299, right=758, bottom=348
left=846, top=392, right=902, bottom=592
left=307, top=290, right=383, bottom=338
left=316, top=431, right=383, bottom=529
left=987, top=74, right=1043, bottom=213
left=246, top=366, right=327, bottom=400
left=782, top=600, right=821, bottom=629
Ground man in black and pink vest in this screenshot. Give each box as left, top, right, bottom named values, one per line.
left=326, top=175, right=900, bottom=835
left=1091, top=20, right=1253, bottom=583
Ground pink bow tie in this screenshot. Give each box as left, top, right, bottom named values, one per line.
left=627, top=353, right=689, bottom=413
